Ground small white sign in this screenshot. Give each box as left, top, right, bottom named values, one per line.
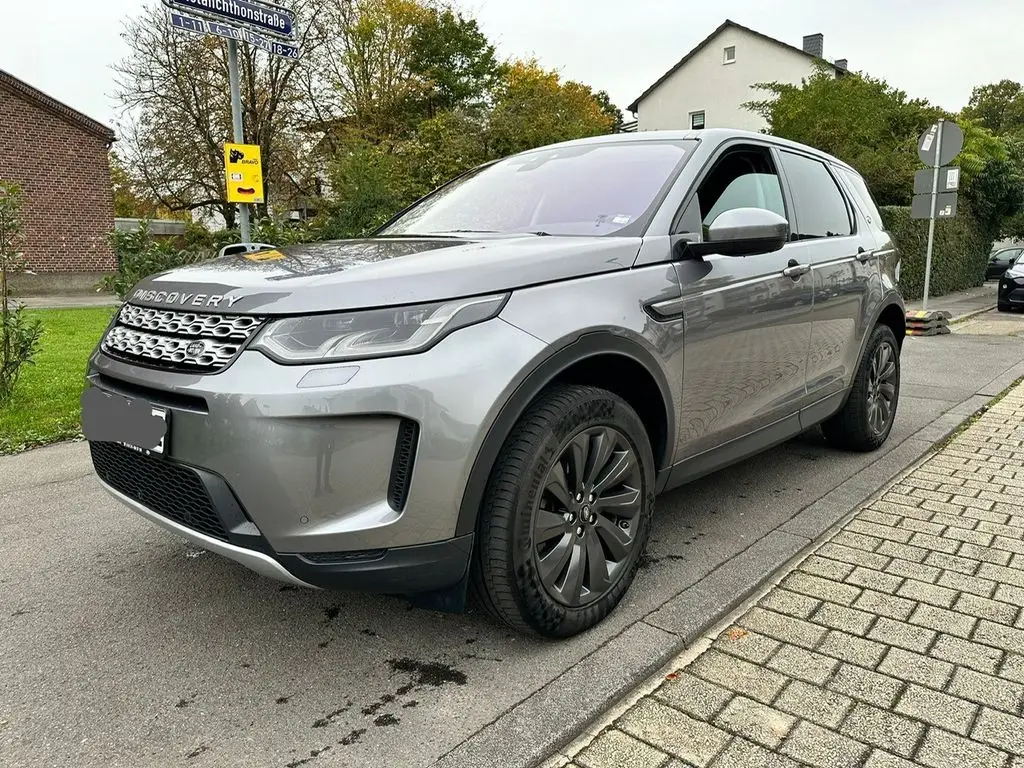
left=945, top=168, right=960, bottom=190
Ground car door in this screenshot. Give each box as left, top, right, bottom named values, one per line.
left=989, top=249, right=1022, bottom=280
left=774, top=151, right=881, bottom=407
left=669, top=141, right=814, bottom=466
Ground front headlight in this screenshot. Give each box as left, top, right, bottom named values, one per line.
left=252, top=294, right=509, bottom=364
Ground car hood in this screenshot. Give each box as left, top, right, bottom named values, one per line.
left=126, top=235, right=642, bottom=315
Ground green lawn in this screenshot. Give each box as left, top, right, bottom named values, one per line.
left=0, top=307, right=115, bottom=454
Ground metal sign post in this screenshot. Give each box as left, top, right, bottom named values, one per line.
left=911, top=119, right=965, bottom=313
left=162, top=0, right=297, bottom=245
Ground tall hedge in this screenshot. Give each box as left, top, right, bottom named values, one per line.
left=880, top=200, right=992, bottom=300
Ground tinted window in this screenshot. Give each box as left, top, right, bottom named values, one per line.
left=779, top=151, right=852, bottom=238
left=379, top=141, right=694, bottom=238
left=837, top=167, right=885, bottom=229
left=696, top=147, right=786, bottom=229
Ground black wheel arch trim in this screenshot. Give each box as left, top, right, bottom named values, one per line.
left=455, top=331, right=675, bottom=538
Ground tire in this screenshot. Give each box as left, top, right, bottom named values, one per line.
left=470, top=384, right=655, bottom=638
left=998, top=303, right=1011, bottom=313
left=822, top=324, right=901, bottom=453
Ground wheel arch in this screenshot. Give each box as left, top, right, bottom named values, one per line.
left=454, top=332, right=675, bottom=537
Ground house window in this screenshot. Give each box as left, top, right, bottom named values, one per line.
left=691, top=111, right=706, bottom=130
left=723, top=46, right=736, bottom=64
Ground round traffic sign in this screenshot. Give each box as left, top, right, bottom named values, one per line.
left=918, top=121, right=964, bottom=167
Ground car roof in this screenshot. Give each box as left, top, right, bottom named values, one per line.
left=513, top=128, right=858, bottom=174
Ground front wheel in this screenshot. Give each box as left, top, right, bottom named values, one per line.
left=998, top=302, right=1011, bottom=313
left=470, top=384, right=654, bottom=638
left=822, top=324, right=901, bottom=452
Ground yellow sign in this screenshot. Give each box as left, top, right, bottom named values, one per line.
left=223, top=142, right=264, bottom=204
left=244, top=249, right=286, bottom=262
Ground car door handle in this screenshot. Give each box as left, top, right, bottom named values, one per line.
left=783, top=262, right=810, bottom=278
left=856, top=247, right=876, bottom=263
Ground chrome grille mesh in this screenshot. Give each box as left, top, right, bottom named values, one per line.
left=101, top=303, right=265, bottom=373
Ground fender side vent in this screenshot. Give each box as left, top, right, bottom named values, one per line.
left=387, top=419, right=419, bottom=511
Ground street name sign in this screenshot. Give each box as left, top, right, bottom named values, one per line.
left=162, top=0, right=295, bottom=40
left=169, top=11, right=300, bottom=58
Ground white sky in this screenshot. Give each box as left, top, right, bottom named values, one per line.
left=2, top=0, right=1022, bottom=130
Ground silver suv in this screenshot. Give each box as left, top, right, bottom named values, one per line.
left=82, top=129, right=905, bottom=638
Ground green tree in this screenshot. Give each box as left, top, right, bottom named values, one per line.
left=0, top=182, right=42, bottom=403
left=962, top=80, right=1024, bottom=137
left=593, top=90, right=624, bottom=133
left=745, top=63, right=941, bottom=206
left=486, top=59, right=616, bottom=158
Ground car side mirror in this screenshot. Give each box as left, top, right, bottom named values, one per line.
left=683, top=208, right=790, bottom=258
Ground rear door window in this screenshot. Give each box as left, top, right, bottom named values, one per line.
left=778, top=151, right=853, bottom=239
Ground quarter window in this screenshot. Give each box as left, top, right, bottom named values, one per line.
left=836, top=166, right=884, bottom=228
left=779, top=151, right=853, bottom=238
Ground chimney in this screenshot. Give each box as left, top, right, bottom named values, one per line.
left=802, top=33, right=824, bottom=58
left=834, top=58, right=848, bottom=71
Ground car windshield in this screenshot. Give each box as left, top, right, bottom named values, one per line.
left=378, top=141, right=695, bottom=238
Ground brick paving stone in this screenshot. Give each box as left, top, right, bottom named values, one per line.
left=780, top=572, right=861, bottom=606
left=832, top=530, right=885, bottom=553
left=766, top=644, right=839, bottom=686
left=979, top=563, right=1024, bottom=589
left=930, top=633, right=1003, bottom=674
left=839, top=702, right=924, bottom=758
left=846, top=567, right=903, bottom=594
left=894, top=684, right=978, bottom=735
left=925, top=550, right=982, bottom=575
left=859, top=509, right=902, bottom=527
left=995, top=583, right=1024, bottom=608
left=575, top=729, right=672, bottom=768
left=975, top=619, right=1024, bottom=656
left=972, top=708, right=1024, bottom=754
left=617, top=699, right=730, bottom=767
left=652, top=671, right=733, bottom=721
left=949, top=666, right=1024, bottom=714
left=978, top=521, right=1024, bottom=540
left=863, top=750, right=920, bottom=768
left=886, top=558, right=941, bottom=584
left=739, top=608, right=828, bottom=650
left=877, top=647, right=954, bottom=689
left=957, top=540, right=1011, bottom=565
left=895, top=578, right=956, bottom=608
left=712, top=627, right=781, bottom=665
left=867, top=616, right=936, bottom=654
left=853, top=590, right=916, bottom=621
left=912, top=532, right=962, bottom=555
left=876, top=541, right=930, bottom=563
left=899, top=517, right=946, bottom=537
left=916, top=727, right=1008, bottom=768
left=811, top=602, right=876, bottom=637
left=819, top=543, right=890, bottom=571
left=1001, top=654, right=1024, bottom=684
left=966, top=508, right=1013, bottom=526
left=707, top=737, right=803, bottom=768
left=779, top=720, right=870, bottom=768
left=817, top=630, right=888, bottom=668
left=800, top=555, right=856, bottom=581
left=713, top=696, right=796, bottom=749
left=688, top=650, right=788, bottom=705
left=847, top=520, right=914, bottom=544
left=828, top=664, right=904, bottom=709
left=929, top=511, right=978, bottom=531
left=955, top=592, right=1019, bottom=626
left=909, top=602, right=977, bottom=639
left=994, top=536, right=1024, bottom=557
left=774, top=679, right=854, bottom=729
left=759, top=589, right=822, bottom=620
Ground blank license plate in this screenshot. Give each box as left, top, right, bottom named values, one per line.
left=81, top=387, right=170, bottom=456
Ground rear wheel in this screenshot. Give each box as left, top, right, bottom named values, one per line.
left=822, top=324, right=901, bottom=452
left=470, top=384, right=654, bottom=638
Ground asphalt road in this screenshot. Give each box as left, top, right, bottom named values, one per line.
left=3, top=323, right=1024, bottom=768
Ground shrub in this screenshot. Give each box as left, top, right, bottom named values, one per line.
left=101, top=220, right=212, bottom=300
left=0, top=181, right=43, bottom=404
left=880, top=200, right=992, bottom=300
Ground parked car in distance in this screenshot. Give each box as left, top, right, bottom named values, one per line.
left=987, top=247, right=1023, bottom=281
left=81, top=129, right=906, bottom=638
left=998, top=252, right=1024, bottom=311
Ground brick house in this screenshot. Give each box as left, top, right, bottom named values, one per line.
left=0, top=68, right=116, bottom=291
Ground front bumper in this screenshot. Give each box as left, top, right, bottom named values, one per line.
left=84, top=317, right=546, bottom=592
left=998, top=276, right=1024, bottom=306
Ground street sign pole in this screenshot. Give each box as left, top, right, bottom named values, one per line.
left=226, top=38, right=251, bottom=244
left=921, top=119, right=944, bottom=311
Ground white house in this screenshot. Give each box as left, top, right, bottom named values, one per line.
left=628, top=20, right=847, bottom=133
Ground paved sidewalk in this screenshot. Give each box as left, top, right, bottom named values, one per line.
left=18, top=293, right=118, bottom=309
left=548, top=380, right=1024, bottom=768
left=906, top=283, right=997, bottom=322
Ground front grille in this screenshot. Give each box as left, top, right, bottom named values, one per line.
left=100, top=303, right=265, bottom=373
left=90, top=441, right=230, bottom=542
